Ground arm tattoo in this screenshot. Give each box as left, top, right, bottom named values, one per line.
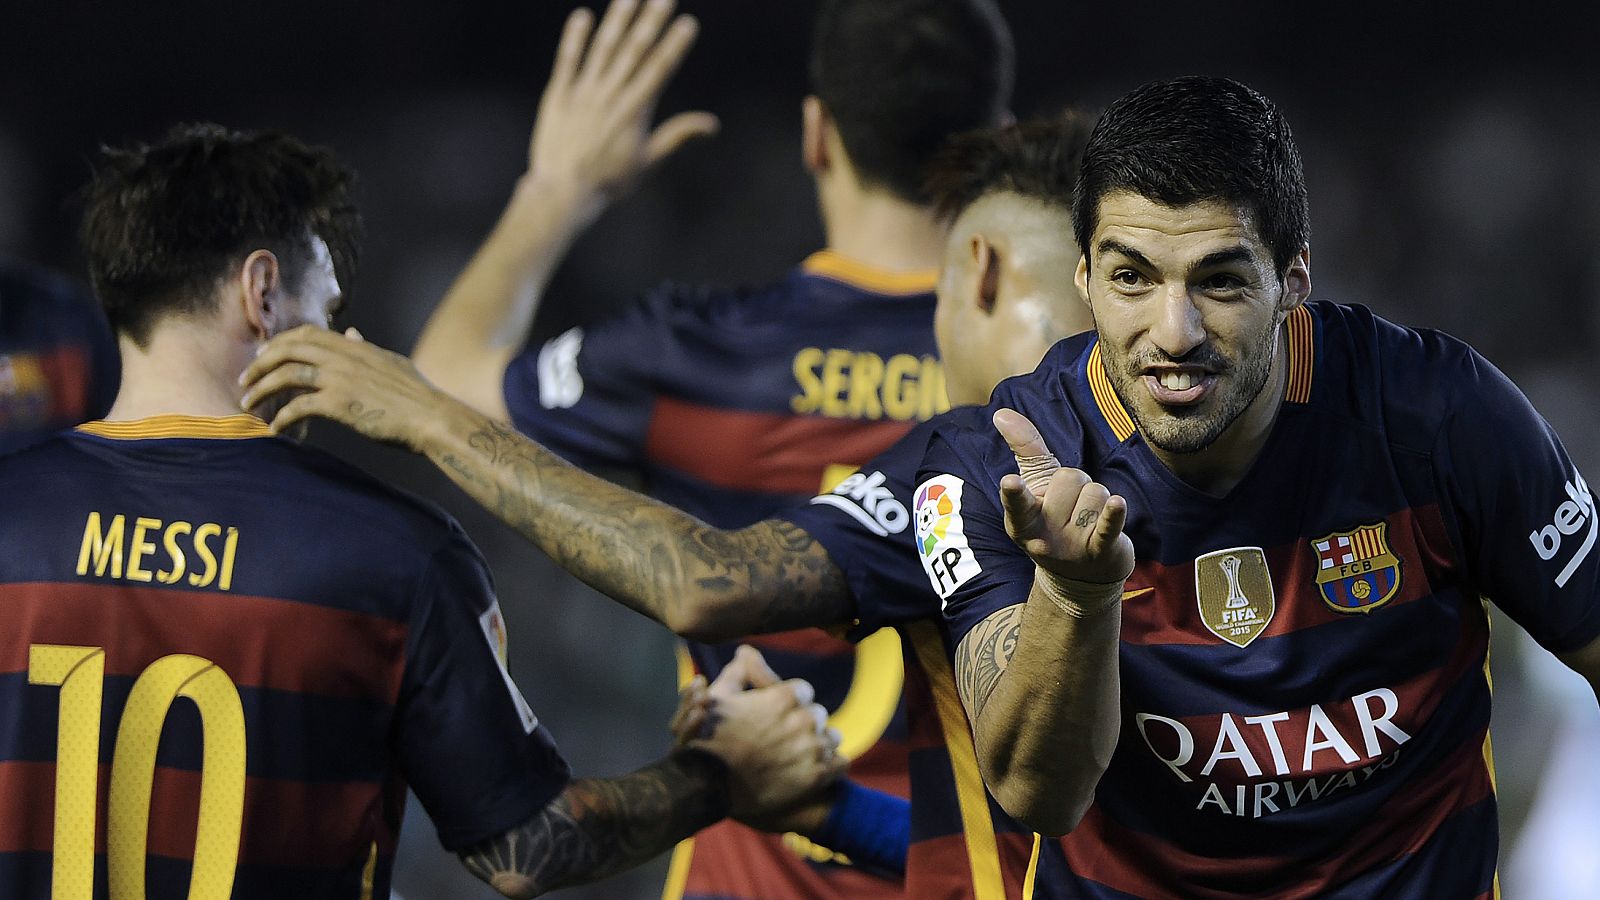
left=459, top=749, right=729, bottom=897
left=954, top=605, right=1025, bottom=722
left=426, top=417, right=850, bottom=637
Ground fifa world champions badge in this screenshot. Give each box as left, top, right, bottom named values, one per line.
left=1312, top=522, right=1402, bottom=614
left=1194, top=547, right=1276, bottom=648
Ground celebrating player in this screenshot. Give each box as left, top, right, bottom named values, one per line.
left=406, top=1, right=1014, bottom=897
left=0, top=259, right=119, bottom=454
left=242, top=110, right=1094, bottom=898
left=0, top=124, right=844, bottom=899
left=915, top=76, right=1600, bottom=896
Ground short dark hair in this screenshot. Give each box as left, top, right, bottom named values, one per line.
left=1072, top=76, right=1309, bottom=275
left=80, top=123, right=360, bottom=345
left=925, top=109, right=1096, bottom=224
left=810, top=0, right=1014, bottom=203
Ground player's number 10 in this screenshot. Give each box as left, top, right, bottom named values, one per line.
left=28, top=644, right=246, bottom=900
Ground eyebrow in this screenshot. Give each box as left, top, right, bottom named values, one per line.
left=1095, top=239, right=1154, bottom=269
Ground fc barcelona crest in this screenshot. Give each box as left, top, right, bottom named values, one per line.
left=1312, top=522, right=1403, bottom=614
left=1194, top=546, right=1275, bottom=648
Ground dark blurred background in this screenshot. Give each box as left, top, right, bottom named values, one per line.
left=4, top=1, right=1597, bottom=897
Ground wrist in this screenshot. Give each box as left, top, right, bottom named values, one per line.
left=666, top=746, right=733, bottom=826
left=1035, top=566, right=1126, bottom=618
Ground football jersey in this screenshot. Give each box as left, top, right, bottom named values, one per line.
left=781, top=422, right=1045, bottom=900
left=0, top=415, right=569, bottom=899
left=503, top=251, right=945, bottom=900
left=917, top=301, right=1600, bottom=898
left=0, top=260, right=120, bottom=455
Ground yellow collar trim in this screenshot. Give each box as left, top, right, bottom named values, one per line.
left=1087, top=306, right=1317, bottom=442
left=77, top=414, right=272, bottom=440
left=801, top=250, right=938, bottom=296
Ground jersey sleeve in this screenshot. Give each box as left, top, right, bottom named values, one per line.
left=395, top=530, right=572, bottom=852
left=915, top=426, right=1035, bottom=647
left=1431, top=343, right=1600, bottom=653
left=501, top=286, right=676, bottom=472
left=774, top=422, right=937, bottom=638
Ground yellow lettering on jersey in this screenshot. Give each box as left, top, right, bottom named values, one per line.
left=126, top=517, right=161, bottom=582
left=77, top=512, right=126, bottom=579
left=158, top=521, right=191, bottom=584
left=789, top=348, right=949, bottom=422
left=190, top=523, right=221, bottom=588
left=791, top=348, right=825, bottom=414
left=74, top=512, right=239, bottom=592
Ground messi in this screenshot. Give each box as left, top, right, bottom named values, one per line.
left=76, top=511, right=241, bottom=591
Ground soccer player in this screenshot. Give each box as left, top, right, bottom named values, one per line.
left=914, top=76, right=1600, bottom=896
left=0, top=124, right=844, bottom=899
left=241, top=110, right=1095, bottom=899
left=0, top=259, right=119, bottom=454
left=409, top=0, right=1014, bottom=897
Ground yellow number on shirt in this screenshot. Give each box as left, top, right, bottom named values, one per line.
left=29, top=645, right=247, bottom=900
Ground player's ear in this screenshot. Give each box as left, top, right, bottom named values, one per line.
left=972, top=234, right=1000, bottom=316
left=1074, top=255, right=1091, bottom=308
left=801, top=95, right=830, bottom=175
left=239, top=249, right=281, bottom=341
left=1280, top=244, right=1312, bottom=310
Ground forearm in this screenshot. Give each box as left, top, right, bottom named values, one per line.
left=412, top=175, right=595, bottom=412
left=421, top=403, right=850, bottom=638
left=962, top=571, right=1122, bottom=835
left=460, top=748, right=729, bottom=897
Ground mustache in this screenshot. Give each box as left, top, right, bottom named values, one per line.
left=1124, top=344, right=1233, bottom=374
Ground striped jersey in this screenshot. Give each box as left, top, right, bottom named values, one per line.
left=0, top=415, right=569, bottom=899
left=0, top=260, right=119, bottom=455
left=917, top=301, right=1600, bottom=898
left=503, top=251, right=945, bottom=900
left=781, top=421, right=1047, bottom=900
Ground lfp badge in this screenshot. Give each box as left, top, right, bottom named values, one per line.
left=1312, top=522, right=1402, bottom=614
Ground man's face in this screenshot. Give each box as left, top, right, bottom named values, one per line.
left=1077, top=192, right=1304, bottom=454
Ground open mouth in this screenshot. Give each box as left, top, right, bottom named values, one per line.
left=1141, top=368, right=1215, bottom=406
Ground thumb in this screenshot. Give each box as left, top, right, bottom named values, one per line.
left=994, top=408, right=1058, bottom=494
left=644, top=111, right=720, bottom=167
left=730, top=644, right=781, bottom=689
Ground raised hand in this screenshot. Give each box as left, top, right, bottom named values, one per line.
left=993, top=408, right=1135, bottom=586
left=529, top=0, right=718, bottom=216
left=239, top=325, right=453, bottom=449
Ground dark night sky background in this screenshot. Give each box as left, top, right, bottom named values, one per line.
left=4, top=1, right=1597, bottom=896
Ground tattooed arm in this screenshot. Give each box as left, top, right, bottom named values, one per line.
left=462, top=750, right=730, bottom=896
left=460, top=653, right=843, bottom=897
left=946, top=409, right=1129, bottom=837
left=240, top=328, right=852, bottom=641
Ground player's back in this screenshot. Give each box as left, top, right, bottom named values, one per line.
left=0, top=414, right=562, bottom=899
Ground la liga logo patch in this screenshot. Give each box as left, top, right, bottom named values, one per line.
left=914, top=474, right=981, bottom=604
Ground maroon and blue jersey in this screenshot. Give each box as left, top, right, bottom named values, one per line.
left=0, top=415, right=569, bottom=899
left=0, top=260, right=120, bottom=455
left=782, top=422, right=1045, bottom=900
left=503, top=251, right=945, bottom=900
left=916, top=301, right=1600, bottom=898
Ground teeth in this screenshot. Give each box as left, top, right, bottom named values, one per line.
left=1159, top=372, right=1196, bottom=391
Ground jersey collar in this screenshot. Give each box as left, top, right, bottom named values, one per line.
left=1086, top=304, right=1319, bottom=443
left=76, top=414, right=272, bottom=440
left=800, top=250, right=938, bottom=296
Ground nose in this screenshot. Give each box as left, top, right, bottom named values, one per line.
left=1148, top=284, right=1206, bottom=358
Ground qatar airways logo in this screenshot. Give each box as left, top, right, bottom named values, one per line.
left=1528, top=469, right=1595, bottom=588
left=1135, top=687, right=1411, bottom=819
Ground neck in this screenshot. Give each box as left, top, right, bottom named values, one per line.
left=818, top=183, right=944, bottom=272
left=1149, top=327, right=1289, bottom=497
left=104, top=323, right=252, bottom=421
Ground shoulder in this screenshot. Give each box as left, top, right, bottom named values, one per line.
left=270, top=440, right=478, bottom=553
left=1312, top=301, right=1521, bottom=448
